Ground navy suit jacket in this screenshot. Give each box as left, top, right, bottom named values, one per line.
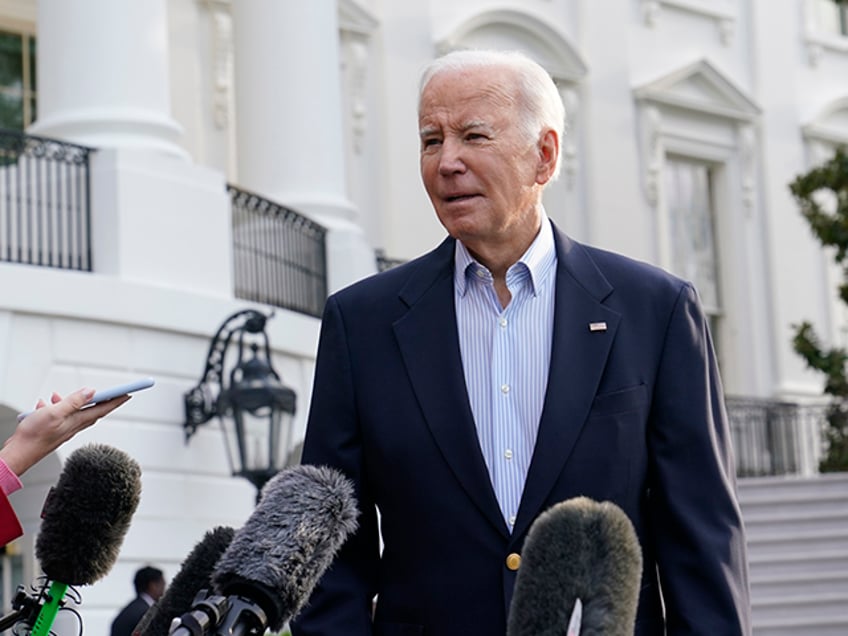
left=291, top=222, right=751, bottom=636
left=110, top=596, right=150, bottom=636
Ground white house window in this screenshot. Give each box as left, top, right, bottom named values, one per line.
left=664, top=157, right=723, bottom=341
left=0, top=29, right=36, bottom=130
left=815, top=0, right=848, bottom=36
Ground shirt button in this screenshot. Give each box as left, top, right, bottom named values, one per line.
left=509, top=515, right=516, bottom=526
left=504, top=449, right=513, bottom=460
left=506, top=553, right=521, bottom=571
left=499, top=317, right=508, bottom=328
left=501, top=384, right=510, bottom=394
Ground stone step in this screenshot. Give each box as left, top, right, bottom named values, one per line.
left=740, top=496, right=848, bottom=521
left=752, top=591, right=848, bottom=621
left=746, top=527, right=848, bottom=557
left=739, top=473, right=848, bottom=494
left=747, top=549, right=848, bottom=578
left=752, top=610, right=848, bottom=636
left=739, top=474, right=848, bottom=635
left=750, top=570, right=848, bottom=600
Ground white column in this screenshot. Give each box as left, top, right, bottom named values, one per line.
left=29, top=0, right=187, bottom=158
left=232, top=0, right=376, bottom=293
left=28, top=0, right=232, bottom=296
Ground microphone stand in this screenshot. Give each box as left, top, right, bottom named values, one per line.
left=0, top=587, right=42, bottom=632
left=169, top=591, right=267, bottom=636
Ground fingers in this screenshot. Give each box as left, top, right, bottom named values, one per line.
left=89, top=393, right=132, bottom=414
left=66, top=387, right=97, bottom=410
left=75, top=394, right=132, bottom=425
left=6, top=388, right=132, bottom=479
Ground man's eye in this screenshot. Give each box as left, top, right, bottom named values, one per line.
left=466, top=133, right=487, bottom=142
left=422, top=138, right=442, bottom=148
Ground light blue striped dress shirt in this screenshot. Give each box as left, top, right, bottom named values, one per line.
left=454, top=216, right=557, bottom=532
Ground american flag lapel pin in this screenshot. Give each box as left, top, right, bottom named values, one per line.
left=589, top=321, right=607, bottom=332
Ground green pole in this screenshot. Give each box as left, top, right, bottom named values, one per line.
left=29, top=581, right=69, bottom=636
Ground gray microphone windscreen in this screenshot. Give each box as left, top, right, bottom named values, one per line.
left=507, top=497, right=643, bottom=636
left=35, top=443, right=142, bottom=586
left=134, top=526, right=236, bottom=636
left=211, top=464, right=358, bottom=631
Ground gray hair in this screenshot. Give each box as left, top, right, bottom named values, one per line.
left=418, top=49, right=566, bottom=180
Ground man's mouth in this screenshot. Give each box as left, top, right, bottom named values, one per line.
left=444, top=194, right=478, bottom=202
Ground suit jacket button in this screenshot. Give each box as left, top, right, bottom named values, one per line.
left=506, top=553, right=521, bottom=571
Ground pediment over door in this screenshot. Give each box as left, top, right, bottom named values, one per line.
left=339, top=0, right=378, bottom=36
left=634, top=58, right=760, bottom=121
left=803, top=97, right=848, bottom=147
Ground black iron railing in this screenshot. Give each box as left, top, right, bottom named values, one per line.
left=0, top=129, right=93, bottom=271
left=375, top=249, right=405, bottom=272
left=726, top=396, right=828, bottom=477
left=229, top=185, right=328, bottom=318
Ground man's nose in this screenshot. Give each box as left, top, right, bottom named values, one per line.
left=438, top=138, right=466, bottom=174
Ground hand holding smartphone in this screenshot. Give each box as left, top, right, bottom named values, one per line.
left=17, top=377, right=155, bottom=422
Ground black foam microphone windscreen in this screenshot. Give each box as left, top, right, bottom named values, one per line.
left=36, top=443, right=142, bottom=585
left=134, top=526, right=236, bottom=636
left=210, top=464, right=359, bottom=631
left=506, top=497, right=643, bottom=636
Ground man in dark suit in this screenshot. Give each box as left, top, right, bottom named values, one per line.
left=291, top=49, right=751, bottom=635
left=110, top=566, right=166, bottom=636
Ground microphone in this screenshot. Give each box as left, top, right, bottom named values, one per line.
left=134, top=526, right=236, bottom=636
left=169, top=464, right=358, bottom=636
left=24, top=444, right=142, bottom=636
left=506, top=497, right=643, bottom=636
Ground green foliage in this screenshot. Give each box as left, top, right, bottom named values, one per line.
left=789, top=147, right=848, bottom=471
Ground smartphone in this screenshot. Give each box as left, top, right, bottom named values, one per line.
left=16, top=377, right=155, bottom=422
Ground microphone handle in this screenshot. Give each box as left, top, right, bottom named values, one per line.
left=30, top=581, right=68, bottom=636
left=169, top=594, right=267, bottom=636
left=0, top=607, right=29, bottom=631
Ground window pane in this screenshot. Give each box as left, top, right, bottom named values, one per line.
left=0, top=90, right=23, bottom=129
left=0, top=32, right=23, bottom=90
left=0, top=31, right=27, bottom=130
left=664, top=158, right=721, bottom=314
left=816, top=0, right=848, bottom=36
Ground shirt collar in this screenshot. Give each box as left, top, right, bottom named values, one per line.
left=454, top=213, right=556, bottom=298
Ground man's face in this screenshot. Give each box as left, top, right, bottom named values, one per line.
left=418, top=66, right=552, bottom=261
left=150, top=577, right=166, bottom=601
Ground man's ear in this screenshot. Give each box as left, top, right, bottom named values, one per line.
left=535, top=128, right=559, bottom=185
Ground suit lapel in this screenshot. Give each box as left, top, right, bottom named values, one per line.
left=513, top=227, right=621, bottom=540
left=393, top=239, right=509, bottom=538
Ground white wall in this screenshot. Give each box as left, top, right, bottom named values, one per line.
left=0, top=0, right=846, bottom=623
left=0, top=265, right=319, bottom=630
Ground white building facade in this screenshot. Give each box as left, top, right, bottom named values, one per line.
left=0, top=0, right=845, bottom=629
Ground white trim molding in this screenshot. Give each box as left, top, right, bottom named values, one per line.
left=435, top=8, right=588, bottom=84
left=803, top=0, right=848, bottom=67
left=339, top=0, right=378, bottom=156
left=641, top=0, right=737, bottom=46
left=200, top=0, right=233, bottom=129
left=803, top=95, right=848, bottom=149
left=634, top=58, right=761, bottom=208
left=339, top=0, right=379, bottom=36
left=634, top=58, right=760, bottom=123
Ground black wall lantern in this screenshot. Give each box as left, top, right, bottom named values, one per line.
left=183, top=309, right=296, bottom=498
